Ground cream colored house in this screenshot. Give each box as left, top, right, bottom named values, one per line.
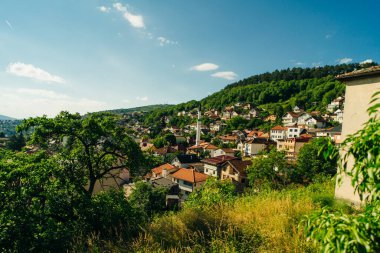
left=334, top=66, right=380, bottom=204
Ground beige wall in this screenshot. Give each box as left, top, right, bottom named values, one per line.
left=335, top=76, right=380, bottom=204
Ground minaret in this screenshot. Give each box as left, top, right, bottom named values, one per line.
left=195, top=107, right=201, bottom=146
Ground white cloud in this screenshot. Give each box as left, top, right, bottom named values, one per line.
left=113, top=2, right=145, bottom=28
left=360, top=59, right=373, bottom=65
left=190, top=63, right=219, bottom=71
left=98, top=6, right=111, bottom=13
left=0, top=88, right=107, bottom=118
left=6, top=62, right=65, bottom=84
left=136, top=96, right=148, bottom=101
left=122, top=99, right=131, bottom=103
left=337, top=58, right=353, bottom=64
left=295, top=62, right=305, bottom=66
left=211, top=71, right=237, bottom=80
left=157, top=36, right=178, bottom=46
left=5, top=20, right=12, bottom=29
left=16, top=88, right=69, bottom=99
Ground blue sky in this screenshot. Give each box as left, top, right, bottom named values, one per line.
left=0, top=0, right=379, bottom=118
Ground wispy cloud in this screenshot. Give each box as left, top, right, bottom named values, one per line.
left=5, top=20, right=12, bottom=29
left=190, top=63, right=219, bottom=71
left=113, top=2, right=145, bottom=29
left=6, top=62, right=65, bottom=84
left=360, top=59, right=373, bottom=65
left=98, top=6, right=111, bottom=13
left=295, top=62, right=305, bottom=66
left=122, top=99, right=131, bottom=104
left=16, top=88, right=69, bottom=99
left=211, top=71, right=237, bottom=80
left=0, top=88, right=107, bottom=118
left=157, top=36, right=178, bottom=46
left=337, top=57, right=353, bottom=64
left=136, top=96, right=148, bottom=101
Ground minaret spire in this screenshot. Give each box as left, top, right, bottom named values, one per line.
left=195, top=105, right=201, bottom=146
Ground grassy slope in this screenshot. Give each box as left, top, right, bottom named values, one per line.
left=86, top=179, right=352, bottom=252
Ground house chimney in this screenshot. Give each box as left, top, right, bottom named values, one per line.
left=162, top=169, right=168, bottom=178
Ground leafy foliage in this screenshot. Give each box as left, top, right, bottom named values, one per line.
left=304, top=91, right=380, bottom=252
left=184, top=178, right=236, bottom=209
left=247, top=149, right=295, bottom=190
left=17, top=111, right=144, bottom=195
left=296, top=138, right=338, bottom=183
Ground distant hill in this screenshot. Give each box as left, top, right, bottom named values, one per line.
left=104, top=104, right=173, bottom=115
left=140, top=62, right=378, bottom=126
left=0, top=115, right=16, bottom=120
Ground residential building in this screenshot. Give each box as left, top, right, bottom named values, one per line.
left=242, top=138, right=276, bottom=156
left=171, top=154, right=203, bottom=170
left=282, top=112, right=300, bottom=126
left=220, top=160, right=252, bottom=185
left=202, top=155, right=237, bottom=178
left=212, top=148, right=235, bottom=157
left=151, top=163, right=177, bottom=178
left=171, top=168, right=208, bottom=199
left=276, top=137, right=311, bottom=158
left=334, top=67, right=380, bottom=204
left=270, top=125, right=288, bottom=141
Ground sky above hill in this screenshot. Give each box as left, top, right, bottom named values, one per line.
left=0, top=0, right=379, bottom=118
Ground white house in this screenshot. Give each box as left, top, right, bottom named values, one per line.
left=270, top=126, right=288, bottom=141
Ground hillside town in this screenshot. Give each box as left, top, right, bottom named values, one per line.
left=120, top=96, right=346, bottom=204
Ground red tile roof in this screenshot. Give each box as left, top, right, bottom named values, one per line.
left=202, top=155, right=237, bottom=165
left=172, top=168, right=208, bottom=183
left=152, top=163, right=176, bottom=175
left=188, top=142, right=218, bottom=150
left=271, top=125, right=288, bottom=131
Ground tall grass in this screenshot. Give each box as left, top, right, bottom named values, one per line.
left=128, top=179, right=351, bottom=252
left=74, top=179, right=353, bottom=252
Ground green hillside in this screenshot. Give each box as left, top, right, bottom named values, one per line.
left=103, top=104, right=173, bottom=115
left=141, top=63, right=377, bottom=127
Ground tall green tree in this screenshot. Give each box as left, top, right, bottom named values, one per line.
left=17, top=111, right=144, bottom=195
left=295, top=138, right=338, bottom=183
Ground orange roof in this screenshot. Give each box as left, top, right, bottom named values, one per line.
left=202, top=155, right=237, bottom=165
left=218, top=135, right=238, bottom=141
left=152, top=163, right=176, bottom=175
left=188, top=142, right=218, bottom=150
left=247, top=130, right=265, bottom=137
left=271, top=125, right=288, bottom=131
left=172, top=168, right=208, bottom=183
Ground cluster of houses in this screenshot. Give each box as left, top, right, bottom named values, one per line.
left=120, top=97, right=347, bottom=205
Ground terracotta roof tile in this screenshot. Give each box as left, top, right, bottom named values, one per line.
left=271, top=125, right=288, bottom=131
left=152, top=163, right=176, bottom=175
left=172, top=168, right=208, bottom=183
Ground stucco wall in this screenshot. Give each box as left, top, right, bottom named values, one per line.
left=335, top=76, right=380, bottom=204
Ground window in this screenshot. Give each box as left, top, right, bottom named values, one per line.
left=183, top=181, right=192, bottom=187
left=290, top=129, right=293, bottom=132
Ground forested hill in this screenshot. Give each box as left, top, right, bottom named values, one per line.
left=0, top=115, right=16, bottom=120
left=224, top=63, right=372, bottom=89
left=139, top=62, right=377, bottom=126
left=103, top=104, right=172, bottom=115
